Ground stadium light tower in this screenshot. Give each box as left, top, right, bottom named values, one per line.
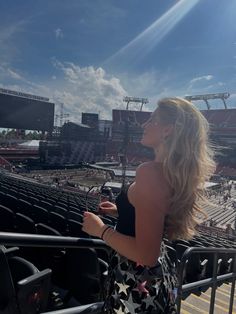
left=185, top=92, right=230, bottom=109
left=123, top=96, right=149, bottom=111
left=55, top=102, right=70, bottom=127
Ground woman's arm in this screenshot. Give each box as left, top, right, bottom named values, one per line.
left=83, top=164, right=167, bottom=267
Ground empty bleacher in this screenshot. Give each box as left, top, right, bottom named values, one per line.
left=0, top=171, right=236, bottom=313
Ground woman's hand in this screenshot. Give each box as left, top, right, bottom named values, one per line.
left=98, top=201, right=118, bottom=217
left=82, top=211, right=105, bottom=238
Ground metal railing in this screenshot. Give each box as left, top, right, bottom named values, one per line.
left=0, top=232, right=109, bottom=251
left=1, top=233, right=236, bottom=314
left=176, top=247, right=236, bottom=314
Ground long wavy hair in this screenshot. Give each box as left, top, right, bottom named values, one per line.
left=157, top=97, right=216, bottom=240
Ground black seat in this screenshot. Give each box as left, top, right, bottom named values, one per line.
left=68, top=211, right=83, bottom=223
left=65, top=249, right=102, bottom=304
left=15, top=213, right=36, bottom=234
left=0, top=191, right=8, bottom=206
left=36, top=223, right=61, bottom=236
left=49, top=212, right=67, bottom=235
left=0, top=205, right=15, bottom=232
left=0, top=247, right=51, bottom=314
left=38, top=200, right=54, bottom=212
left=32, top=205, right=49, bottom=224
left=68, top=219, right=90, bottom=238
left=4, top=194, right=18, bottom=212
left=54, top=205, right=67, bottom=217
left=36, top=223, right=66, bottom=287
left=17, top=199, right=34, bottom=219
left=0, top=248, right=19, bottom=313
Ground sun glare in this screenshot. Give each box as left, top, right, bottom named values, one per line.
left=105, top=0, right=200, bottom=66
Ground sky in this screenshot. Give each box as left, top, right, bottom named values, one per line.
left=0, top=0, right=236, bottom=122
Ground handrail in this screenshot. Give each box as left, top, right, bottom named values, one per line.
left=0, top=232, right=110, bottom=252
left=1, top=233, right=236, bottom=313
left=177, top=247, right=236, bottom=314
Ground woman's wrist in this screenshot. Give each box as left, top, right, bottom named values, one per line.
left=100, top=225, right=110, bottom=240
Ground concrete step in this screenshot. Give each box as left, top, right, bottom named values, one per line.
left=181, top=283, right=236, bottom=314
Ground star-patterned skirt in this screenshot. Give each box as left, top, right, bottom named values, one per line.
left=102, top=242, right=178, bottom=314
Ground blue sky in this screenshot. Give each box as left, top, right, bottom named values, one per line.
left=0, top=0, right=236, bottom=121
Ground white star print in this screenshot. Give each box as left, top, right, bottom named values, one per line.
left=116, top=282, right=129, bottom=295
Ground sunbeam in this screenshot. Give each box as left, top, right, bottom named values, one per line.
left=105, top=0, right=201, bottom=67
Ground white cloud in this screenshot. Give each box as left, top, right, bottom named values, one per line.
left=186, top=75, right=215, bottom=93
left=51, top=60, right=127, bottom=120
left=55, top=28, right=63, bottom=39
left=7, top=68, right=22, bottom=80
left=0, top=59, right=127, bottom=121
left=190, top=75, right=214, bottom=85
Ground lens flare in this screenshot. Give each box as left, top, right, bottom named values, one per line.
left=105, top=0, right=200, bottom=67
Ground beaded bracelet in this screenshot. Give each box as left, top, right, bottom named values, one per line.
left=101, top=226, right=110, bottom=240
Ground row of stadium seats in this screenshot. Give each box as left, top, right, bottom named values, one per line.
left=1, top=171, right=236, bottom=312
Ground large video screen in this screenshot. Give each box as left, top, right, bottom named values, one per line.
left=82, top=112, right=99, bottom=128
left=0, top=93, right=54, bottom=131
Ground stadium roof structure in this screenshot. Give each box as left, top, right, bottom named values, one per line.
left=0, top=87, right=49, bottom=102
left=185, top=92, right=230, bottom=109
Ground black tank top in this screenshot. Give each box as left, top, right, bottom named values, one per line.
left=115, top=185, right=135, bottom=237
left=103, top=185, right=178, bottom=313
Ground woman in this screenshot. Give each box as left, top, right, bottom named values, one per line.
left=82, top=97, right=216, bottom=313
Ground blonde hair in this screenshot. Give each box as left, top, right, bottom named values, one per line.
left=157, top=97, right=216, bottom=240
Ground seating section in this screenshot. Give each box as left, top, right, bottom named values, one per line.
left=0, top=172, right=236, bottom=312
left=0, top=172, right=112, bottom=312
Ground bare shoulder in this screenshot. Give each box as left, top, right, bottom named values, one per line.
left=130, top=162, right=171, bottom=212
left=136, top=162, right=167, bottom=192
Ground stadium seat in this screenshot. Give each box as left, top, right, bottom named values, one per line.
left=68, top=205, right=81, bottom=213
left=32, top=205, right=49, bottom=224
left=36, top=223, right=61, bottom=236
left=36, top=223, right=66, bottom=287
left=15, top=213, right=36, bottom=234
left=0, top=247, right=19, bottom=313
left=4, top=194, right=18, bottom=212
left=49, top=212, right=67, bottom=235
left=64, top=249, right=103, bottom=305
left=68, top=211, right=83, bottom=223
left=53, top=205, right=68, bottom=217
left=28, top=196, right=40, bottom=205
left=0, top=205, right=15, bottom=232
left=67, top=219, right=90, bottom=238
left=0, top=190, right=7, bottom=204
left=37, top=200, right=54, bottom=212
left=17, top=199, right=34, bottom=219
left=18, top=192, right=30, bottom=201
left=0, top=247, right=52, bottom=314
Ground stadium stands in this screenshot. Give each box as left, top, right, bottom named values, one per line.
left=0, top=171, right=236, bottom=313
